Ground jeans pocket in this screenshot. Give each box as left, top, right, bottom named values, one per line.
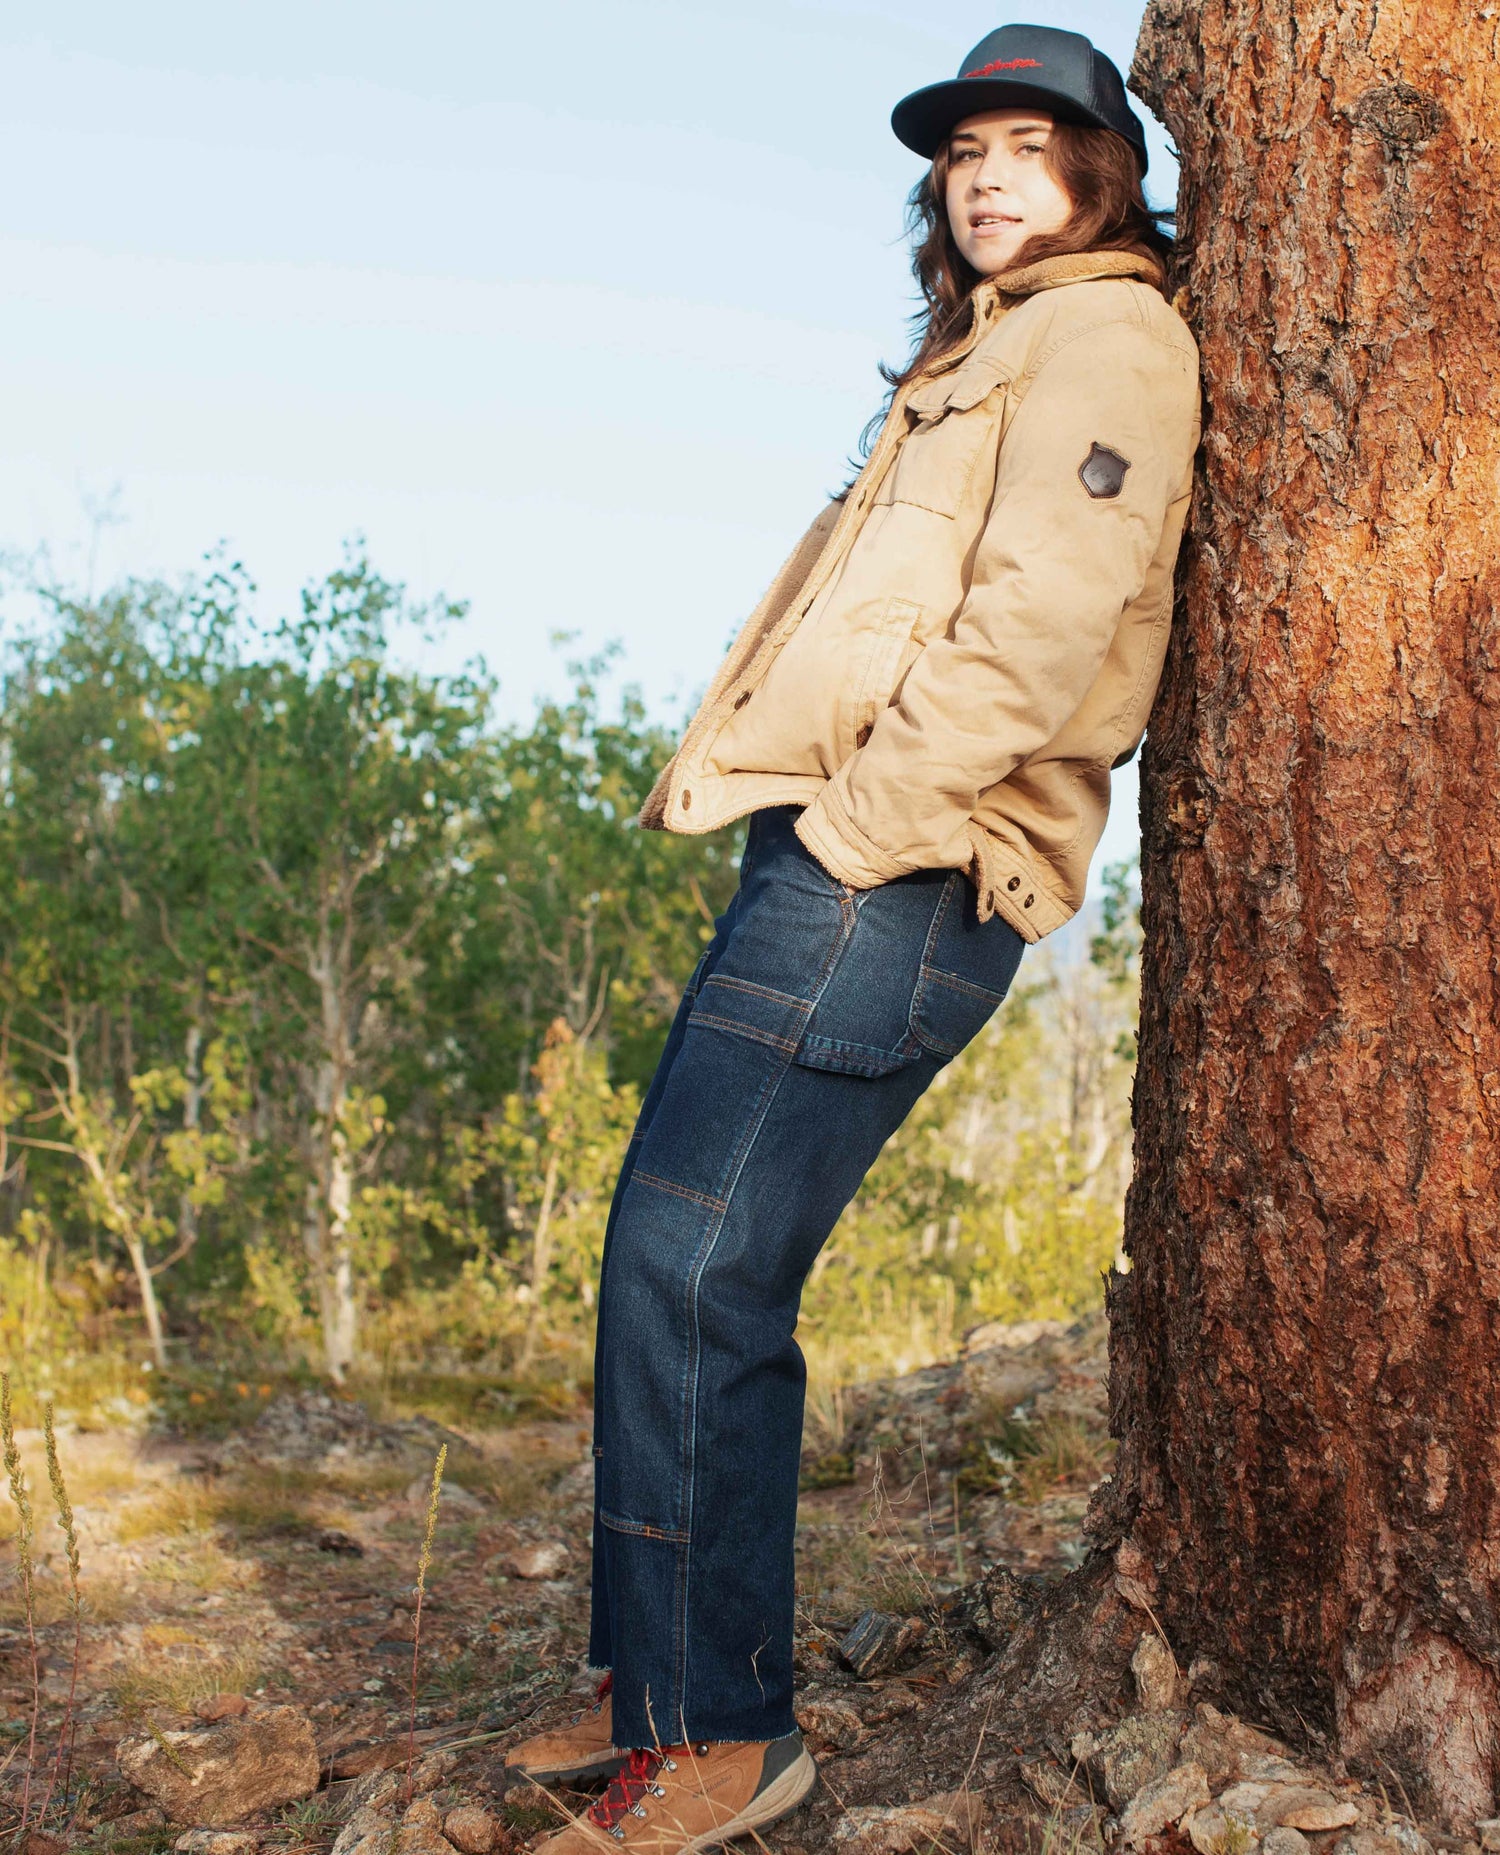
left=791, top=870, right=947, bottom=1078
left=910, top=873, right=1025, bottom=1058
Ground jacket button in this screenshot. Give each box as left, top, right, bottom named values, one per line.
left=855, top=723, right=872, bottom=748
left=985, top=891, right=995, bottom=910
left=1024, top=893, right=1034, bottom=908
left=1007, top=876, right=1021, bottom=892
left=733, top=690, right=751, bottom=709
left=680, top=790, right=692, bottom=812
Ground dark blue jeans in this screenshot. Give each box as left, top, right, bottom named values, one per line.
left=587, top=804, right=1024, bottom=1747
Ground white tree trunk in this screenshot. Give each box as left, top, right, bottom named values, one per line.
left=303, top=917, right=359, bottom=1382
left=177, top=1020, right=203, bottom=1254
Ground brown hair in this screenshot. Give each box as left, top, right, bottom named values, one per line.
left=878, top=117, right=1175, bottom=408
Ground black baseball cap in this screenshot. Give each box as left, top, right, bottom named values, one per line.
left=891, top=24, right=1149, bottom=176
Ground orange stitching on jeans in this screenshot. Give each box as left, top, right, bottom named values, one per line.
left=688, top=1012, right=801, bottom=1053
left=633, top=1172, right=728, bottom=1214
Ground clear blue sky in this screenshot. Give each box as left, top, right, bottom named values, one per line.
left=1, top=1, right=1178, bottom=883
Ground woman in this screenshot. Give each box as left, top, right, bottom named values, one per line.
left=509, top=22, right=1202, bottom=1852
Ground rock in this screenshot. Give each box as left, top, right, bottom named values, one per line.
left=1185, top=1804, right=1255, bottom=1855
left=1258, top=1788, right=1360, bottom=1833
left=1073, top=1711, right=1187, bottom=1811
left=1390, top=1824, right=1436, bottom=1855
left=410, top=1749, right=459, bottom=1791
left=108, top=1808, right=168, bottom=1835
left=963, top=1317, right=1071, bottom=1354
left=794, top=1697, right=866, bottom=1753
left=445, top=1805, right=501, bottom=1854
left=1022, top=1758, right=1085, bottom=1807
left=1119, top=1761, right=1211, bottom=1849
left=1242, top=1753, right=1314, bottom=1783
left=831, top=1791, right=985, bottom=1853
left=24, top=1835, right=69, bottom=1855
left=330, top=1809, right=389, bottom=1855
left=404, top=1797, right=444, bottom=1829
left=317, top=1528, right=365, bottom=1555
left=334, top=1738, right=413, bottom=1780
left=347, top=1768, right=403, bottom=1813
left=552, top=1459, right=595, bottom=1502
left=221, top=1390, right=463, bottom=1467
left=193, top=1694, right=249, bottom=1724
left=836, top=1610, right=926, bottom=1679
left=1179, top=1705, right=1293, bottom=1789
left=1220, top=1784, right=1276, bottom=1818
left=117, top=1704, right=319, bottom=1827
left=173, top=1834, right=260, bottom=1854
left=405, top=1476, right=486, bottom=1515
left=1330, top=1833, right=1413, bottom=1855
left=332, top=1808, right=457, bottom=1855
left=963, top=1566, right=1036, bottom=1650
left=501, top=1541, right=569, bottom=1581
left=1133, top=1633, right=1181, bottom=1712
left=1263, top=1832, right=1313, bottom=1855
left=1479, top=1826, right=1500, bottom=1855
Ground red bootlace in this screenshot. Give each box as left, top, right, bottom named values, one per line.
left=587, top=1745, right=679, bottom=1834
left=596, top=1671, right=613, bottom=1703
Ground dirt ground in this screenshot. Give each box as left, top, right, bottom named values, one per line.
left=0, top=1317, right=1119, bottom=1850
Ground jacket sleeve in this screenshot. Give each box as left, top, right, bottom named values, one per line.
left=793, top=316, right=1201, bottom=887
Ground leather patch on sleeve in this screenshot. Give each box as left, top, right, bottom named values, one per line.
left=1078, top=441, right=1131, bottom=499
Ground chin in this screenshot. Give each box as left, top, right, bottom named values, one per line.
left=968, top=243, right=1026, bottom=276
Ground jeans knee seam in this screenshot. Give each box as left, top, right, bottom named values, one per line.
left=675, top=891, right=862, bottom=1723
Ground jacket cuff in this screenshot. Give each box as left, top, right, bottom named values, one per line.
left=794, top=784, right=912, bottom=887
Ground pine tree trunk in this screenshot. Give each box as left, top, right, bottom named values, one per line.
left=1104, top=0, right=1500, bottom=1825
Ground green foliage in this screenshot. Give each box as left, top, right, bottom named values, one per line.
left=0, top=552, right=1142, bottom=1404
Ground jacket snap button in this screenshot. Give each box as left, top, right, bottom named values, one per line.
left=855, top=723, right=872, bottom=748
left=1007, top=876, right=1021, bottom=892
left=1024, top=893, right=1034, bottom=908
left=733, top=690, right=751, bottom=709
left=680, top=790, right=692, bottom=812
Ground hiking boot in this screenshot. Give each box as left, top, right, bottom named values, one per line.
left=505, top=1674, right=628, bottom=1786
left=532, top=1732, right=818, bottom=1851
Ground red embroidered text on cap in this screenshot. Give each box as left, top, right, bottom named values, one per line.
left=962, top=56, right=1044, bottom=77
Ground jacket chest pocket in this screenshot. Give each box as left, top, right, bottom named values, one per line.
left=881, top=356, right=1011, bottom=519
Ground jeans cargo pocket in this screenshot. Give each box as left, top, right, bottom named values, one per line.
left=910, top=872, right=1025, bottom=1059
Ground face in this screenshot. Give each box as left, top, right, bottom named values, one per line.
left=943, top=109, right=1073, bottom=275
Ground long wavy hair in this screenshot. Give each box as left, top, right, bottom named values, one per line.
left=852, top=119, right=1174, bottom=465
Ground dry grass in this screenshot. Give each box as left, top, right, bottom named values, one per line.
left=1010, top=1415, right=1114, bottom=1502
left=959, top=1407, right=1114, bottom=1504
left=108, top=1639, right=266, bottom=1718
left=150, top=1540, right=253, bottom=1595
left=0, top=1568, right=135, bottom=1629
left=112, top=1484, right=223, bottom=1544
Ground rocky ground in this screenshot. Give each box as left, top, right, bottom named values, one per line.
left=0, top=1317, right=1484, bottom=1855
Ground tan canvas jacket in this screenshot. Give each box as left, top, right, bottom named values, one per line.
left=637, top=248, right=1203, bottom=942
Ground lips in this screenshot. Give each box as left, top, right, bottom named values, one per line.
left=971, top=215, right=1022, bottom=230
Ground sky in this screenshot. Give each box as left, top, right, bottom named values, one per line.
left=0, top=1, right=1180, bottom=886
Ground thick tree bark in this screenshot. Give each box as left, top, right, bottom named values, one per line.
left=1104, top=0, right=1500, bottom=1826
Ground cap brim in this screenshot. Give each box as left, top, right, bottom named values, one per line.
left=889, top=77, right=1146, bottom=173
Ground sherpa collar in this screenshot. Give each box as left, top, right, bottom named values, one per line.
left=909, top=249, right=1162, bottom=374
left=985, top=247, right=1162, bottom=298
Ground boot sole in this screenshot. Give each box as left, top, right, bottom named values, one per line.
left=505, top=1750, right=631, bottom=1787
left=672, top=1744, right=820, bottom=1852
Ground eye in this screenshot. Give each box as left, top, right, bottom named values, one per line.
left=949, top=146, right=980, bottom=162
left=1019, top=141, right=1047, bottom=154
